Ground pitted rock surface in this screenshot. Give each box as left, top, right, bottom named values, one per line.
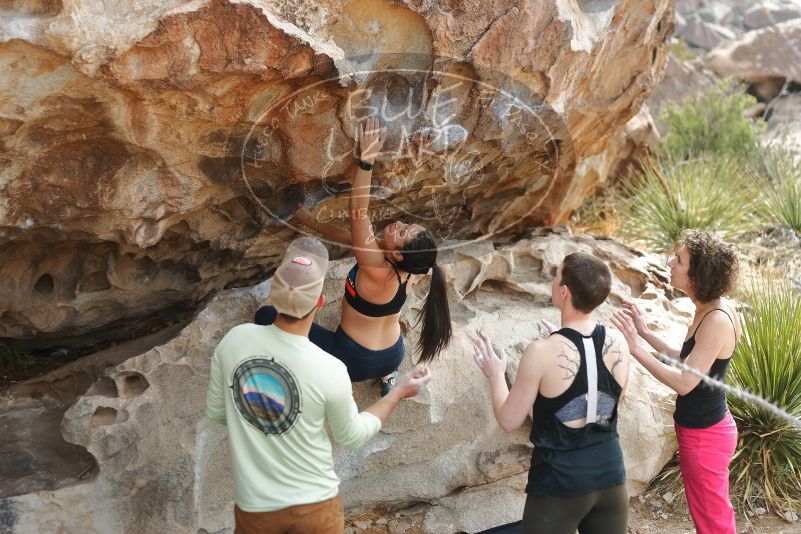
left=1, top=229, right=685, bottom=533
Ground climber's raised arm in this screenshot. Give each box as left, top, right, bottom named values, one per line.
left=293, top=205, right=353, bottom=247
left=349, top=116, right=388, bottom=270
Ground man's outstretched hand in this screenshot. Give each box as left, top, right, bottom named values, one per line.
left=395, top=364, right=432, bottom=399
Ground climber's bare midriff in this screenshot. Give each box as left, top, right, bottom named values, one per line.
left=340, top=300, right=403, bottom=350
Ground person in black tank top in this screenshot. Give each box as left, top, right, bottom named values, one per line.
left=474, top=253, right=630, bottom=534
left=612, top=230, right=740, bottom=534
left=259, top=117, right=453, bottom=396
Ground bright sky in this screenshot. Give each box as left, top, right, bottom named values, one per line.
left=243, top=373, right=285, bottom=405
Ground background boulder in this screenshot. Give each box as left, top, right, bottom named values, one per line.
left=705, top=19, right=801, bottom=86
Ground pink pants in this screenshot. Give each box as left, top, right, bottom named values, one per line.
left=675, top=412, right=738, bottom=534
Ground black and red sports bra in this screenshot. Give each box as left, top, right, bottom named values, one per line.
left=344, top=262, right=410, bottom=317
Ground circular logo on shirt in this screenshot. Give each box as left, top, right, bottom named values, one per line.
left=231, top=357, right=301, bottom=436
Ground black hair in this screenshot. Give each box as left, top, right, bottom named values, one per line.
left=396, top=230, right=452, bottom=363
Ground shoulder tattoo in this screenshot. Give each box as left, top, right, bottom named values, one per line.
left=555, top=340, right=580, bottom=381
left=603, top=335, right=625, bottom=377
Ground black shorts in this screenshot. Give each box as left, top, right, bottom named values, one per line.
left=254, top=305, right=405, bottom=381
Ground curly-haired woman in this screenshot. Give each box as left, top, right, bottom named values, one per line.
left=611, top=230, right=740, bottom=534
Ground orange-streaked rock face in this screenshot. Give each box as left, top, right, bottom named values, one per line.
left=0, top=0, right=673, bottom=346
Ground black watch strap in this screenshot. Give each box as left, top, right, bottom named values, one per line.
left=358, top=159, right=374, bottom=171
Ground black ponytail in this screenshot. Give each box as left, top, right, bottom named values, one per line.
left=396, top=230, right=452, bottom=363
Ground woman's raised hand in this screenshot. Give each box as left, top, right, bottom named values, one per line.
left=621, top=299, right=649, bottom=336
left=611, top=310, right=640, bottom=354
left=358, top=116, right=387, bottom=165
left=473, top=332, right=508, bottom=380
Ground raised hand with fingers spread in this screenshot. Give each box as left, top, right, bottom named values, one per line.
left=611, top=310, right=640, bottom=355
left=621, top=300, right=649, bottom=336
left=472, top=333, right=508, bottom=380
left=616, top=299, right=682, bottom=360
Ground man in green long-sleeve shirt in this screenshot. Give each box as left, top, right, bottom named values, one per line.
left=206, top=237, right=431, bottom=534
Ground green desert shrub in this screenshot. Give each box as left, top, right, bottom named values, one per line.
left=750, top=146, right=801, bottom=234
left=658, top=79, right=764, bottom=161
left=728, top=281, right=801, bottom=513
left=617, top=158, right=756, bottom=251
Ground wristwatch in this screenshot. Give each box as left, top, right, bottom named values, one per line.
left=358, top=159, right=374, bottom=171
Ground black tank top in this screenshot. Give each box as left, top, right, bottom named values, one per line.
left=344, top=263, right=411, bottom=317
left=673, top=308, right=736, bottom=429
left=526, top=325, right=626, bottom=497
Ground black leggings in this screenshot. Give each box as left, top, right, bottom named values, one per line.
left=522, top=484, right=628, bottom=534
left=254, top=306, right=405, bottom=381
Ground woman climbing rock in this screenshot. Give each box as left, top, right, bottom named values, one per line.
left=256, top=116, right=452, bottom=396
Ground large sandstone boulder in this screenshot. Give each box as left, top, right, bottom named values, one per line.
left=705, top=19, right=801, bottom=85
left=0, top=0, right=674, bottom=349
left=743, top=1, right=801, bottom=30
left=561, top=105, right=659, bottom=210
left=0, top=229, right=686, bottom=533
left=676, top=15, right=736, bottom=50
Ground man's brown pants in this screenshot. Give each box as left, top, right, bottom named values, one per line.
left=234, top=496, right=344, bottom=534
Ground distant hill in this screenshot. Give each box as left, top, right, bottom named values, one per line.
left=244, top=391, right=284, bottom=421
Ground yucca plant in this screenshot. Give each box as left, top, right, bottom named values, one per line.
left=750, top=145, right=801, bottom=234
left=617, top=157, right=757, bottom=251
left=728, top=281, right=801, bottom=514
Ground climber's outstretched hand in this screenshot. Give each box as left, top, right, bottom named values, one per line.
left=349, top=116, right=388, bottom=268
left=358, top=116, right=387, bottom=165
